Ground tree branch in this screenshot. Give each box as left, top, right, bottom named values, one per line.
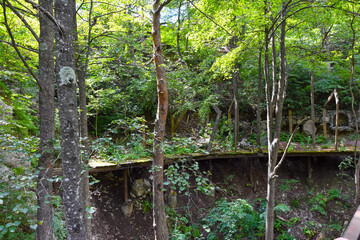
left=0, top=40, right=38, bottom=53
left=187, top=0, right=232, bottom=36
left=2, top=0, right=42, bottom=91
left=24, top=0, right=64, bottom=36
left=271, top=116, right=310, bottom=178
left=5, top=0, right=39, bottom=42
left=154, top=0, right=172, bottom=14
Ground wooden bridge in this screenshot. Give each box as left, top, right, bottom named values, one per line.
left=82, top=149, right=355, bottom=174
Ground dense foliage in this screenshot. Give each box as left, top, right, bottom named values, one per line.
left=1, top=0, right=360, bottom=238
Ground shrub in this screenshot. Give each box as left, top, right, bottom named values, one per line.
left=202, top=199, right=261, bottom=239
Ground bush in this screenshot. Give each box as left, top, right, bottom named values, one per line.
left=202, top=199, right=261, bottom=239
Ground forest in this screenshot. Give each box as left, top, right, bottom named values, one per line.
left=1, top=0, right=360, bottom=239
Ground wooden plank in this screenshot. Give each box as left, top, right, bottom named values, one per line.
left=52, top=150, right=355, bottom=175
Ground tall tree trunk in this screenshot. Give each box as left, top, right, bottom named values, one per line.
left=176, top=1, right=184, bottom=62
left=74, top=1, right=93, bottom=236
left=207, top=106, right=222, bottom=152
left=55, top=0, right=86, bottom=238
left=257, top=47, right=262, bottom=149
left=151, top=0, right=171, bottom=238
left=233, top=70, right=239, bottom=150
left=265, top=2, right=287, bottom=239
left=310, top=67, right=316, bottom=146
left=36, top=0, right=55, bottom=239
left=350, top=9, right=360, bottom=205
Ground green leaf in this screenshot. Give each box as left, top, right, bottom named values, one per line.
left=30, top=224, right=38, bottom=230
left=274, top=203, right=290, bottom=213
left=86, top=206, right=96, bottom=214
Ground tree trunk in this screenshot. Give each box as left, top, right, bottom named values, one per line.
left=151, top=0, right=171, bottom=239
left=207, top=106, right=222, bottom=152
left=55, top=0, right=86, bottom=238
left=74, top=1, right=93, bottom=236
left=310, top=67, right=316, bottom=146
left=233, top=71, right=239, bottom=150
left=36, top=0, right=55, bottom=239
left=176, top=1, right=184, bottom=62
left=265, top=2, right=287, bottom=239
left=334, top=87, right=339, bottom=151
left=350, top=13, right=360, bottom=205
left=257, top=47, right=262, bottom=149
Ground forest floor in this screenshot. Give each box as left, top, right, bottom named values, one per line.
left=89, top=155, right=357, bottom=240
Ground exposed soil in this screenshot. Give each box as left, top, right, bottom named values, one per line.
left=90, top=156, right=356, bottom=240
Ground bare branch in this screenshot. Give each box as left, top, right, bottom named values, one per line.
left=271, top=116, right=310, bottom=178
left=5, top=0, right=39, bottom=42
left=0, top=40, right=38, bottom=53
left=187, top=0, right=232, bottom=36
left=2, top=0, right=42, bottom=90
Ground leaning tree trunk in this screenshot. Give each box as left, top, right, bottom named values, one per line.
left=36, top=0, right=55, bottom=239
left=55, top=0, right=86, bottom=238
left=151, top=0, right=171, bottom=239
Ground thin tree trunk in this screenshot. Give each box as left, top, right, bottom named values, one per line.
left=289, top=108, right=293, bottom=133
left=75, top=1, right=93, bottom=236
left=350, top=11, right=360, bottom=205
left=323, top=108, right=327, bottom=137
left=207, top=106, right=222, bottom=152
left=176, top=1, right=184, bottom=62
left=334, top=88, right=339, bottom=151
left=36, top=0, right=55, bottom=238
left=234, top=70, right=239, bottom=150
left=266, top=2, right=287, bottom=239
left=257, top=47, right=262, bottom=149
left=55, top=0, right=86, bottom=238
left=151, top=0, right=171, bottom=238
left=310, top=67, right=316, bottom=146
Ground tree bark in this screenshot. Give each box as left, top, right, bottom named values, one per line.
left=349, top=11, right=360, bottom=205
left=74, top=1, right=92, bottom=237
left=310, top=67, right=316, bottom=146
left=257, top=47, right=262, bottom=149
left=233, top=70, right=239, bottom=150
left=36, top=0, right=55, bottom=239
left=151, top=0, right=171, bottom=239
left=55, top=0, right=86, bottom=238
left=265, top=2, right=288, bottom=239
left=207, top=105, right=222, bottom=152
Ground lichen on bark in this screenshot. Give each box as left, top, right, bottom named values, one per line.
left=59, top=67, right=76, bottom=86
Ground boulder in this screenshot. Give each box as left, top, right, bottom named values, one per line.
left=0, top=98, right=12, bottom=120
left=121, top=202, right=133, bottom=217
left=131, top=179, right=151, bottom=198
left=0, top=150, right=30, bottom=169
left=303, top=120, right=316, bottom=136
left=0, top=164, right=12, bottom=182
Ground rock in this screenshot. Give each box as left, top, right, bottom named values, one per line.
left=168, top=192, right=177, bottom=209
left=0, top=150, right=29, bottom=169
left=316, top=232, right=325, bottom=240
left=239, top=138, right=252, bottom=150
left=303, top=120, right=317, bottom=136
left=104, top=172, right=115, bottom=180
left=131, top=179, right=151, bottom=198
left=0, top=98, right=12, bottom=120
left=121, top=202, right=133, bottom=217
left=0, top=164, right=12, bottom=182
